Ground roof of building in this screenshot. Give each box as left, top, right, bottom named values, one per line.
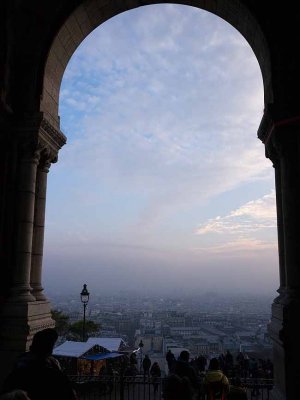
left=53, top=341, right=95, bottom=358
left=82, top=352, right=124, bottom=361
left=53, top=339, right=126, bottom=359
left=87, top=337, right=125, bottom=351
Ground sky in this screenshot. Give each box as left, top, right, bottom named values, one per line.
left=43, top=4, right=279, bottom=298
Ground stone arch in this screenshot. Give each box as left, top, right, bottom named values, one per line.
left=40, top=0, right=272, bottom=130
left=4, top=3, right=300, bottom=399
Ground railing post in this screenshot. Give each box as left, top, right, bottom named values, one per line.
left=119, top=372, right=124, bottom=400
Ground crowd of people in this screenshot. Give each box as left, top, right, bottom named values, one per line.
left=0, top=327, right=273, bottom=400
left=163, top=348, right=273, bottom=400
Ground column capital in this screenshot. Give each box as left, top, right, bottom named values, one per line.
left=258, top=107, right=300, bottom=166
left=14, top=112, right=66, bottom=165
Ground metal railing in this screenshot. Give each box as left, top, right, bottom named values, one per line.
left=69, top=375, right=274, bottom=400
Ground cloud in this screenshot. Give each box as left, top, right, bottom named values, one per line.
left=51, top=3, right=274, bottom=239
left=196, top=191, right=276, bottom=235
left=194, top=238, right=276, bottom=256
left=230, top=191, right=276, bottom=219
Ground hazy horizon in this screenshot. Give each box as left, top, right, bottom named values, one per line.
left=45, top=284, right=275, bottom=304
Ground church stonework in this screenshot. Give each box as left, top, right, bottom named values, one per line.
left=1, top=1, right=300, bottom=399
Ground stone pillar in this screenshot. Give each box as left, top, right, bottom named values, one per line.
left=258, top=110, right=300, bottom=400
left=8, top=145, right=40, bottom=302
left=0, top=113, right=66, bottom=386
left=30, top=156, right=51, bottom=301
left=273, top=165, right=286, bottom=295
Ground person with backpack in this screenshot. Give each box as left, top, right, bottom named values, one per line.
left=202, top=357, right=230, bottom=400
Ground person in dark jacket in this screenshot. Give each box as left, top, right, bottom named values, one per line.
left=2, top=328, right=77, bottom=400
left=150, top=362, right=161, bottom=392
left=174, top=351, right=198, bottom=393
left=166, top=350, right=176, bottom=373
left=163, top=373, right=194, bottom=400
left=174, top=350, right=199, bottom=398
left=142, top=355, right=151, bottom=377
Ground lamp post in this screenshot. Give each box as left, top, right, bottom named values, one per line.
left=80, top=284, right=90, bottom=342
left=139, top=339, right=144, bottom=373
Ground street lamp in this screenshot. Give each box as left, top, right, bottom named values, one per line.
left=80, top=284, right=90, bottom=342
left=139, top=339, right=144, bottom=373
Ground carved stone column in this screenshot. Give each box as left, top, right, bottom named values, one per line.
left=0, top=113, right=66, bottom=385
left=258, top=110, right=300, bottom=400
left=29, top=117, right=65, bottom=304
left=8, top=144, right=40, bottom=302
left=30, top=156, right=51, bottom=301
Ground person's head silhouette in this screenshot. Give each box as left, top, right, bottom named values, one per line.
left=30, top=328, right=58, bottom=357
left=179, top=350, right=190, bottom=362
left=208, top=358, right=220, bottom=370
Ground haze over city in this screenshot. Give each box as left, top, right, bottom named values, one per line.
left=43, top=4, right=279, bottom=297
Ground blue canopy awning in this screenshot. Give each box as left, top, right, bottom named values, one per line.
left=80, top=352, right=124, bottom=361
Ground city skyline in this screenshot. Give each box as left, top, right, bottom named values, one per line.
left=43, top=4, right=279, bottom=297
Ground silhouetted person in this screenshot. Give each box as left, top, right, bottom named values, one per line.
left=249, top=358, right=260, bottom=396
left=124, top=363, right=139, bottom=377
left=265, top=359, right=273, bottom=379
left=163, top=373, right=194, bottom=400
left=202, top=357, right=229, bottom=400
left=224, top=350, right=234, bottom=375
left=2, top=328, right=77, bottom=400
left=174, top=351, right=198, bottom=394
left=218, top=353, right=226, bottom=372
left=119, top=354, right=130, bottom=375
left=100, top=364, right=114, bottom=393
left=236, top=352, right=245, bottom=372
left=130, top=352, right=138, bottom=366
left=197, top=355, right=207, bottom=373
left=166, top=350, right=176, bottom=373
left=150, top=362, right=161, bottom=393
left=142, top=354, right=151, bottom=377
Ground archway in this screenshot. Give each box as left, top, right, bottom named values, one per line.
left=4, top=0, right=290, bottom=397
left=40, top=0, right=272, bottom=129
left=42, top=0, right=282, bottom=396
left=4, top=1, right=300, bottom=399
left=45, top=4, right=276, bottom=299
